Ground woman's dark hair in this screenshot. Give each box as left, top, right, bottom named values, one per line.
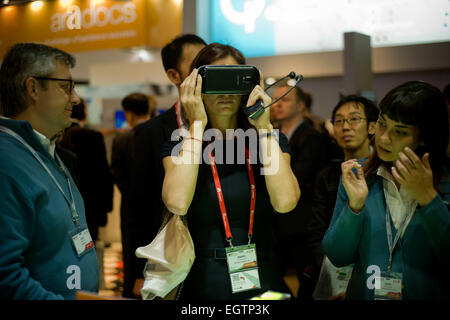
left=364, top=81, right=449, bottom=189
left=190, top=42, right=245, bottom=71
left=443, top=83, right=450, bottom=105
left=190, top=43, right=251, bottom=130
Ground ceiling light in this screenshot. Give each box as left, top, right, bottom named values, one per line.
left=30, top=1, right=44, bottom=11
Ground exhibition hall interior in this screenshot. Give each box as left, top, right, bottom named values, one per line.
left=0, top=0, right=449, bottom=301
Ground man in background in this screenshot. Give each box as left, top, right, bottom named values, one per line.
left=302, top=90, right=326, bottom=134
left=303, top=95, right=378, bottom=300
left=59, top=99, right=114, bottom=242
left=129, top=34, right=206, bottom=297
left=271, top=83, right=331, bottom=299
left=110, top=92, right=151, bottom=298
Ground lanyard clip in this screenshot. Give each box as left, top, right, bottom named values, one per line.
left=226, top=238, right=233, bottom=248
left=72, top=217, right=80, bottom=228
left=248, top=234, right=252, bottom=246
left=71, top=208, right=80, bottom=227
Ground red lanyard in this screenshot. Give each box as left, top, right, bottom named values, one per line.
left=174, top=101, right=183, bottom=130
left=208, top=148, right=256, bottom=247
left=177, top=100, right=256, bottom=246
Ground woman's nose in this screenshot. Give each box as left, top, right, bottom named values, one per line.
left=380, top=129, right=391, bottom=144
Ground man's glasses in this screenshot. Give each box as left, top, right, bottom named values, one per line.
left=332, top=116, right=366, bottom=127
left=34, top=77, right=75, bottom=94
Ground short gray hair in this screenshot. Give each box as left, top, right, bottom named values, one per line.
left=0, top=42, right=76, bottom=117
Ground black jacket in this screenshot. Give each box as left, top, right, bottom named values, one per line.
left=129, top=105, right=179, bottom=279
left=56, top=145, right=81, bottom=188
left=275, top=120, right=332, bottom=236
left=59, top=124, right=113, bottom=233
left=111, top=130, right=134, bottom=197
left=305, top=159, right=343, bottom=269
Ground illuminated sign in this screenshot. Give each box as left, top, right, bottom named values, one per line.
left=211, top=0, right=450, bottom=58
left=65, top=5, right=81, bottom=30
left=0, top=0, right=182, bottom=57
left=219, top=0, right=266, bottom=33
left=52, top=2, right=137, bottom=32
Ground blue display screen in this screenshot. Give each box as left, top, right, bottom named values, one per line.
left=115, top=110, right=126, bottom=129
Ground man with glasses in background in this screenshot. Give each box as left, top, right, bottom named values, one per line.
left=304, top=95, right=379, bottom=300
left=0, top=43, right=99, bottom=299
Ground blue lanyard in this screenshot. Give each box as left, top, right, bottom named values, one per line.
left=0, top=126, right=80, bottom=227
left=385, top=205, right=412, bottom=273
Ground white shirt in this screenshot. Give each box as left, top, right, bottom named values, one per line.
left=377, top=165, right=417, bottom=237
left=33, top=129, right=56, bottom=159
left=1, top=116, right=56, bottom=159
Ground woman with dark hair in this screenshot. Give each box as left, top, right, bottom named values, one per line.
left=161, top=43, right=300, bottom=299
left=322, top=81, right=450, bottom=299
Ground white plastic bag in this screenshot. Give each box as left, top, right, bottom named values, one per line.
left=312, top=256, right=354, bottom=300
left=135, top=214, right=195, bottom=300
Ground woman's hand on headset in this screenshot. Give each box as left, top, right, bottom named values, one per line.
left=247, top=73, right=272, bottom=130
left=180, top=68, right=208, bottom=129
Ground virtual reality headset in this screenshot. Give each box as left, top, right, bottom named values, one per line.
left=198, top=65, right=260, bottom=95
left=197, top=64, right=303, bottom=120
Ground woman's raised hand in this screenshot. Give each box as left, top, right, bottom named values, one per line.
left=180, top=68, right=208, bottom=128
left=246, top=72, right=272, bottom=130
left=391, top=147, right=437, bottom=206
left=341, top=159, right=368, bottom=212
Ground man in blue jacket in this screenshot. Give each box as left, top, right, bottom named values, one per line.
left=0, top=43, right=99, bottom=299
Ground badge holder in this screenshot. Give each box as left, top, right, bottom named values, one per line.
left=69, top=222, right=95, bottom=258
left=209, top=148, right=260, bottom=294
left=225, top=244, right=261, bottom=294
left=376, top=206, right=408, bottom=300
left=374, top=271, right=403, bottom=300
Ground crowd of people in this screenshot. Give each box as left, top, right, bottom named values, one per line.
left=0, top=34, right=449, bottom=300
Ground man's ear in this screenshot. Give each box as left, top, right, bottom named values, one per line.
left=368, top=121, right=376, bottom=135
left=298, top=100, right=306, bottom=114
left=166, top=69, right=181, bottom=86
left=24, top=77, right=39, bottom=102
left=124, top=110, right=134, bottom=126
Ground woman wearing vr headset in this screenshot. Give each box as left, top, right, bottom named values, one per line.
left=161, top=43, right=300, bottom=299
left=322, top=81, right=450, bottom=299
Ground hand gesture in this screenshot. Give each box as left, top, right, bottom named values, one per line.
left=246, top=72, right=272, bottom=130
left=180, top=68, right=208, bottom=128
left=391, top=147, right=437, bottom=206
left=341, top=159, right=368, bottom=212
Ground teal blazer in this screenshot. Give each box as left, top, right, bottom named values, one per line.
left=322, top=172, right=450, bottom=299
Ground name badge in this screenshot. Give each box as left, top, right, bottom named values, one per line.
left=225, top=244, right=261, bottom=294
left=374, top=272, right=403, bottom=300
left=69, top=225, right=95, bottom=257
